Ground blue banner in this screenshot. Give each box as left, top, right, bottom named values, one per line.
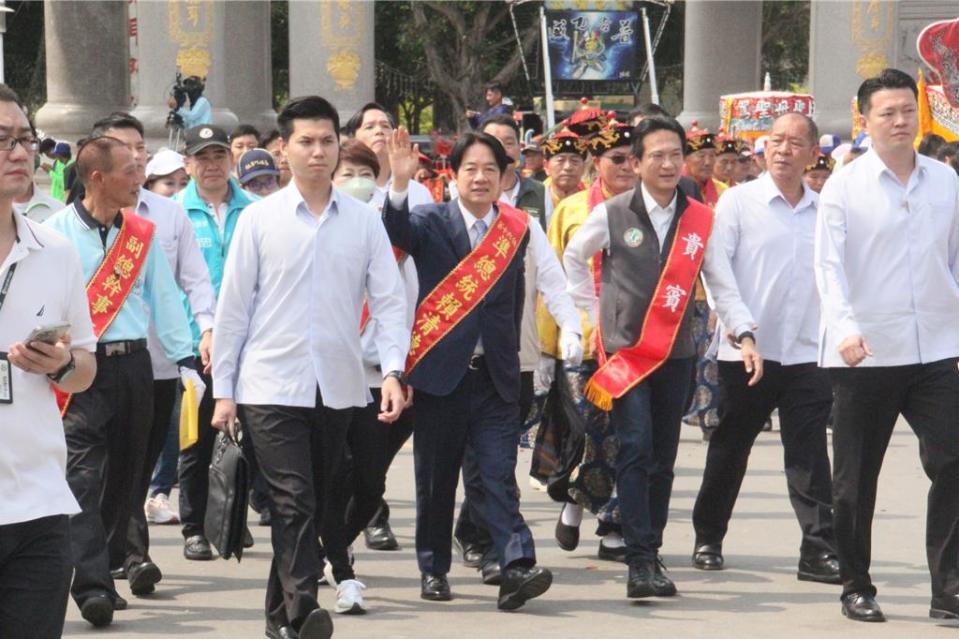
left=546, top=10, right=637, bottom=82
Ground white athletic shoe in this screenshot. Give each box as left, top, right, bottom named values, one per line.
left=334, top=579, right=367, bottom=614
left=145, top=494, right=179, bottom=525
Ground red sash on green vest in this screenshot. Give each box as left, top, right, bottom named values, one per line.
left=584, top=198, right=714, bottom=411
left=56, top=211, right=156, bottom=416
left=359, top=246, right=405, bottom=334
left=405, top=202, right=529, bottom=374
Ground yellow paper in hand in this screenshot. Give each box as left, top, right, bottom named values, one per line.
left=179, top=378, right=199, bottom=450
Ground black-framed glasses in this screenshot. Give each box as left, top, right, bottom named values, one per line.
left=0, top=135, right=39, bottom=153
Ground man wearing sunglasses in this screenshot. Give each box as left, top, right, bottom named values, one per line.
left=237, top=148, right=280, bottom=198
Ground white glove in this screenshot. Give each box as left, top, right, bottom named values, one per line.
left=535, top=356, right=555, bottom=390
left=179, top=366, right=207, bottom=399
left=560, top=328, right=584, bottom=366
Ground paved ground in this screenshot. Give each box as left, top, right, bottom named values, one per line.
left=64, top=420, right=955, bottom=638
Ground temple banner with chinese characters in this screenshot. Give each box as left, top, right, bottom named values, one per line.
left=546, top=9, right=637, bottom=81
left=405, top=203, right=530, bottom=375
left=584, top=198, right=714, bottom=411
left=55, top=212, right=156, bottom=416
left=719, top=91, right=816, bottom=142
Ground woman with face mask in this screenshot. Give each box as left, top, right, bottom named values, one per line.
left=333, top=139, right=381, bottom=205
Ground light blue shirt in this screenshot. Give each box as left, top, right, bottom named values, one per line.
left=178, top=96, right=212, bottom=129
left=44, top=203, right=194, bottom=363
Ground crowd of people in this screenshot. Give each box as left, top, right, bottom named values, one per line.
left=2, top=64, right=959, bottom=639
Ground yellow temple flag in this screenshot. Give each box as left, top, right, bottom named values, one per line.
left=179, top=378, right=199, bottom=450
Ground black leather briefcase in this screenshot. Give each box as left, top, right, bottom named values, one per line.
left=204, top=430, right=250, bottom=561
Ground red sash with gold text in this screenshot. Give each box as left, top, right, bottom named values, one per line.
left=405, top=203, right=529, bottom=374
left=584, top=198, right=714, bottom=410
left=56, top=211, right=156, bottom=415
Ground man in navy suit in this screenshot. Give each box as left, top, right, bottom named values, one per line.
left=382, top=128, right=552, bottom=611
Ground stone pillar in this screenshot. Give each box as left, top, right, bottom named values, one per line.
left=678, top=0, right=762, bottom=130
left=34, top=0, right=129, bottom=143
left=808, top=1, right=899, bottom=137
left=222, top=1, right=276, bottom=132
left=289, top=1, right=375, bottom=121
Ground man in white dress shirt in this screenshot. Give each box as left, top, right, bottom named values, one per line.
left=815, top=68, right=959, bottom=623
left=211, top=95, right=408, bottom=639
left=690, top=113, right=839, bottom=585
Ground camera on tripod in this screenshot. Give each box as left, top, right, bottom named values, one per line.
left=166, top=73, right=205, bottom=148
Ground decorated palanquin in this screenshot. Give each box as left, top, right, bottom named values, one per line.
left=917, top=17, right=959, bottom=143
left=719, top=91, right=815, bottom=142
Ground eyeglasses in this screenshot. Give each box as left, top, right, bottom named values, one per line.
left=606, top=154, right=631, bottom=165
left=0, top=135, right=39, bottom=153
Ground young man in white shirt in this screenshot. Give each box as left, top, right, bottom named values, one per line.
left=0, top=84, right=98, bottom=638
left=211, top=95, right=408, bottom=639
left=815, top=68, right=959, bottom=623
left=691, top=112, right=839, bottom=584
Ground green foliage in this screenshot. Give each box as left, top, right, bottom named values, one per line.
left=762, top=0, right=810, bottom=90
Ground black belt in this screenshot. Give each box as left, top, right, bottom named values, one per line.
left=97, top=339, right=148, bottom=357
left=468, top=354, right=485, bottom=371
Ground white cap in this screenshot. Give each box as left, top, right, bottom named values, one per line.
left=754, top=135, right=769, bottom=155
left=145, top=148, right=186, bottom=179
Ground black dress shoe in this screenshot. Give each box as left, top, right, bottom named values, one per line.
left=298, top=608, right=334, bottom=639
left=80, top=594, right=114, bottom=627
left=797, top=552, right=841, bottom=584
left=692, top=543, right=724, bottom=570
left=841, top=592, right=886, bottom=622
left=128, top=560, right=162, bottom=596
left=259, top=509, right=272, bottom=527
left=931, top=593, right=959, bottom=620
left=454, top=539, right=487, bottom=568
left=113, top=595, right=128, bottom=611
left=554, top=511, right=580, bottom=551
left=481, top=558, right=502, bottom=586
left=652, top=556, right=677, bottom=597
left=497, top=565, right=552, bottom=611
left=243, top=526, right=255, bottom=549
left=627, top=562, right=656, bottom=599
left=110, top=566, right=126, bottom=580
left=364, top=503, right=400, bottom=551
left=265, top=622, right=298, bottom=639
left=184, top=534, right=214, bottom=560
left=421, top=573, right=452, bottom=601
left=597, top=541, right=627, bottom=563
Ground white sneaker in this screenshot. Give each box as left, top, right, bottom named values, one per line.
left=334, top=579, right=367, bottom=614
left=145, top=494, right=179, bottom=525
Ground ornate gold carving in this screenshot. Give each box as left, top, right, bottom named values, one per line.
left=327, top=50, right=361, bottom=90
left=850, top=0, right=894, bottom=79
left=168, top=0, right=214, bottom=77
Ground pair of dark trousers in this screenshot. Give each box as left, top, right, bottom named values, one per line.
left=414, top=361, right=536, bottom=575
left=178, top=363, right=216, bottom=539
left=242, top=390, right=353, bottom=629
left=830, top=358, right=959, bottom=599
left=324, top=387, right=413, bottom=582
left=693, top=361, right=836, bottom=556
left=454, top=371, right=533, bottom=554
left=64, top=349, right=154, bottom=606
left=612, top=356, right=695, bottom=565
left=109, top=377, right=178, bottom=572
left=0, top=515, right=72, bottom=639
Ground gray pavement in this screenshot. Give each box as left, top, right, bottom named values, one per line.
left=64, top=421, right=955, bottom=638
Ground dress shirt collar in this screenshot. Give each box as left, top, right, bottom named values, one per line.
left=639, top=182, right=677, bottom=216
left=73, top=198, right=123, bottom=231
left=456, top=198, right=496, bottom=232
left=285, top=180, right=341, bottom=220
left=758, top=171, right=818, bottom=212
left=862, top=147, right=928, bottom=187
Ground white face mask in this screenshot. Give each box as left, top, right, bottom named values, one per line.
left=338, top=176, right=377, bottom=203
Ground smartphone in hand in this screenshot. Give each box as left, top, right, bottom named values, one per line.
left=25, top=322, right=71, bottom=346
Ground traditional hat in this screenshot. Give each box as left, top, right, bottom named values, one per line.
left=563, top=97, right=609, bottom=137
left=588, top=113, right=633, bottom=156
left=542, top=129, right=588, bottom=159
left=686, top=121, right=716, bottom=154
left=716, top=134, right=739, bottom=156
left=805, top=152, right=835, bottom=173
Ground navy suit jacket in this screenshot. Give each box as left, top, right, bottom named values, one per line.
left=382, top=196, right=528, bottom=403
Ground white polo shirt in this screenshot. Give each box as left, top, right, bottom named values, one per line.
left=0, top=208, right=95, bottom=525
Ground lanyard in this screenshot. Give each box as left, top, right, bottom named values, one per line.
left=0, top=262, right=17, bottom=315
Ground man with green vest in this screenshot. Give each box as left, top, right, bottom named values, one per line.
left=174, top=124, right=255, bottom=561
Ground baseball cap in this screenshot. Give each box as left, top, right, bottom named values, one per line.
left=183, top=125, right=230, bottom=156
left=818, top=134, right=841, bottom=155
left=754, top=135, right=769, bottom=156
left=53, top=141, right=71, bottom=156
left=145, top=148, right=185, bottom=179
left=237, top=148, right=279, bottom=185
left=520, top=143, right=542, bottom=155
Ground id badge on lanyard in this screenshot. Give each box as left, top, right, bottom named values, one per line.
left=0, top=261, right=19, bottom=404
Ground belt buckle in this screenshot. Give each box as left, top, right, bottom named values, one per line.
left=104, top=342, right=123, bottom=357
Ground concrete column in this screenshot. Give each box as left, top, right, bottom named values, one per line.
left=130, top=0, right=240, bottom=144
left=678, top=0, right=762, bottom=130
left=289, top=0, right=374, bottom=120
left=34, top=0, right=128, bottom=143
left=808, top=1, right=898, bottom=137
left=222, top=1, right=276, bottom=132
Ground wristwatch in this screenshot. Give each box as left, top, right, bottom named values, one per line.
left=736, top=331, right=756, bottom=345
left=384, top=370, right=407, bottom=385
left=48, top=351, right=76, bottom=384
